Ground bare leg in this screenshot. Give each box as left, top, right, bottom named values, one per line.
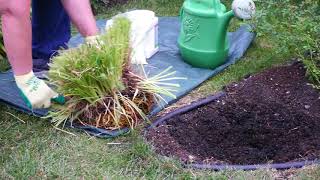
left=1, top=0, right=32, bottom=75
left=61, top=0, right=99, bottom=37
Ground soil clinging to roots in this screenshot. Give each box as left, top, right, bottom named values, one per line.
left=75, top=68, right=154, bottom=130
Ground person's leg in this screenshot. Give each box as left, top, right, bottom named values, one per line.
left=32, top=0, right=71, bottom=71
left=61, top=0, right=99, bottom=37
left=1, top=0, right=32, bottom=75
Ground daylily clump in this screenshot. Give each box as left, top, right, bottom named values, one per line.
left=47, top=17, right=183, bottom=130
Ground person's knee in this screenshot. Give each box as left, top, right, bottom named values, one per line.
left=1, top=1, right=30, bottom=18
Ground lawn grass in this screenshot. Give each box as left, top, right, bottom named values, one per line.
left=1, top=0, right=320, bottom=179
left=0, top=58, right=10, bottom=72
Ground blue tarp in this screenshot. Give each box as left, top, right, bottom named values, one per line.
left=0, top=17, right=255, bottom=138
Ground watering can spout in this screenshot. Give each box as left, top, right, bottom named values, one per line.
left=219, top=9, right=234, bottom=34
left=222, top=10, right=234, bottom=25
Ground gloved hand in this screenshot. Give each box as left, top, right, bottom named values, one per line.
left=15, top=71, right=65, bottom=109
left=84, top=35, right=101, bottom=47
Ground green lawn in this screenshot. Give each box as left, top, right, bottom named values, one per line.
left=1, top=0, right=320, bottom=179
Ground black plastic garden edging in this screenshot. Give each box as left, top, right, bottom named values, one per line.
left=146, top=91, right=320, bottom=171
left=147, top=92, right=226, bottom=130
left=185, top=160, right=320, bottom=171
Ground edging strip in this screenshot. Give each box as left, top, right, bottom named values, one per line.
left=148, top=92, right=226, bottom=129
left=186, top=160, right=320, bottom=171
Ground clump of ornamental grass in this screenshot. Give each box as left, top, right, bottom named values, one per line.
left=47, top=17, right=184, bottom=130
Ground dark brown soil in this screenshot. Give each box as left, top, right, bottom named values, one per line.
left=146, top=62, right=320, bottom=165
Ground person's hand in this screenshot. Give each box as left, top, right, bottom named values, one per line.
left=84, top=35, right=102, bottom=47
left=15, top=71, right=65, bottom=109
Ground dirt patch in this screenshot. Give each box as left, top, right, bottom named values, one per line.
left=146, top=62, right=320, bottom=165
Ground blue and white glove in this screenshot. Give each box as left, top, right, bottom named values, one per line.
left=15, top=71, right=65, bottom=109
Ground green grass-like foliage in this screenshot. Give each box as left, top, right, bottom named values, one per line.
left=0, top=33, right=6, bottom=60
left=304, top=48, right=320, bottom=89
left=49, top=18, right=130, bottom=103
left=47, top=17, right=181, bottom=130
left=249, top=0, right=320, bottom=89
left=0, top=26, right=9, bottom=72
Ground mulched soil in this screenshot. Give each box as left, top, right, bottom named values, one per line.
left=146, top=62, right=320, bottom=165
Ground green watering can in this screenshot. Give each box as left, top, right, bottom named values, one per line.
left=178, top=0, right=255, bottom=69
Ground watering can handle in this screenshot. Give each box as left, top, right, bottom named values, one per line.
left=179, top=7, right=184, bottom=21
left=212, top=0, right=220, bottom=8
left=179, top=0, right=222, bottom=19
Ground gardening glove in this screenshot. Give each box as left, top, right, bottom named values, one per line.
left=15, top=71, right=65, bottom=109
left=84, top=35, right=102, bottom=48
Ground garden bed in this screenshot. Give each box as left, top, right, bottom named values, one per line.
left=146, top=62, right=320, bottom=168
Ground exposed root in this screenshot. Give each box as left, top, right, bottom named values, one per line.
left=69, top=69, right=154, bottom=130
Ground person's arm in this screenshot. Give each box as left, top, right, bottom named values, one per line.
left=0, top=0, right=64, bottom=109
left=61, top=0, right=99, bottom=38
